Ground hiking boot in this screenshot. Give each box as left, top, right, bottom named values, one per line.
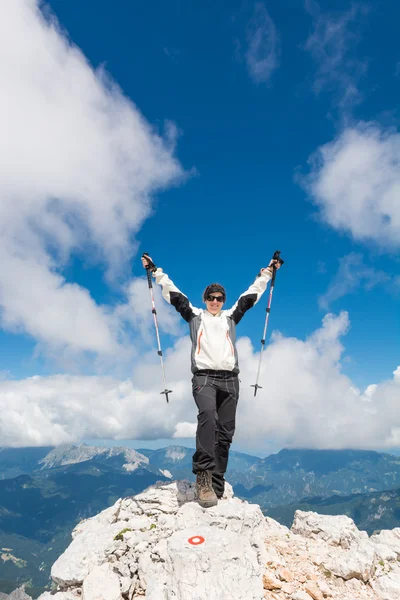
left=196, top=470, right=218, bottom=508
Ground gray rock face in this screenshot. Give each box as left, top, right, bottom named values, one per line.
left=0, top=588, right=32, bottom=600
left=36, top=483, right=400, bottom=600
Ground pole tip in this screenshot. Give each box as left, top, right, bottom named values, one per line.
left=250, top=383, right=262, bottom=397
left=161, top=389, right=173, bottom=403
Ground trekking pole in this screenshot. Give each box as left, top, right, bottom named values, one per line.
left=142, top=253, right=172, bottom=403
left=251, top=250, right=284, bottom=397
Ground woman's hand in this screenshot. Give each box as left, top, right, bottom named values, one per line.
left=141, top=253, right=157, bottom=271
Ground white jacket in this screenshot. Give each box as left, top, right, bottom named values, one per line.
left=153, top=268, right=272, bottom=374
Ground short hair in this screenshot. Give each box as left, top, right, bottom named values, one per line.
left=203, top=283, right=226, bottom=302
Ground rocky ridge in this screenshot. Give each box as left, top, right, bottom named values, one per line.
left=37, top=481, right=400, bottom=600
left=0, top=587, right=32, bottom=600
left=38, top=444, right=149, bottom=472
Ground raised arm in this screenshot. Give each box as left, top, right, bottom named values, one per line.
left=141, top=254, right=200, bottom=323
left=225, top=260, right=280, bottom=325
left=153, top=268, right=201, bottom=322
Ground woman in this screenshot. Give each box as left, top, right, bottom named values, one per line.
left=141, top=253, right=281, bottom=507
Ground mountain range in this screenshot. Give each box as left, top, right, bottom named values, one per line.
left=1, top=444, right=400, bottom=596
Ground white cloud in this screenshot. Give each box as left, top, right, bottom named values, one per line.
left=304, top=1, right=368, bottom=110
left=0, top=0, right=184, bottom=356
left=173, top=422, right=197, bottom=438
left=115, top=278, right=184, bottom=347
left=245, top=3, right=280, bottom=84
left=319, top=253, right=390, bottom=309
left=2, top=313, right=400, bottom=451
left=304, top=124, right=400, bottom=248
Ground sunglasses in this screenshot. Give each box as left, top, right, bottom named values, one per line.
left=206, top=294, right=225, bottom=303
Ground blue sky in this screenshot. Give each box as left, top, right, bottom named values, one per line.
left=0, top=0, right=399, bottom=452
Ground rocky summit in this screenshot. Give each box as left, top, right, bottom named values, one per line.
left=33, top=480, right=400, bottom=600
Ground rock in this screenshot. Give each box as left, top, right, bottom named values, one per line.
left=281, top=582, right=294, bottom=594
left=132, top=480, right=195, bottom=515
left=305, top=582, right=323, bottom=600
left=72, top=502, right=122, bottom=539
left=119, top=577, right=131, bottom=595
left=37, top=594, right=76, bottom=600
left=277, top=567, right=293, bottom=582
left=371, top=529, right=400, bottom=559
left=264, top=516, right=290, bottom=536
left=323, top=539, right=376, bottom=583
left=82, top=564, right=121, bottom=600
left=292, top=511, right=365, bottom=549
left=265, top=544, right=287, bottom=568
left=44, top=480, right=267, bottom=600
left=3, top=589, right=33, bottom=600
left=369, top=541, right=397, bottom=563
left=140, top=522, right=265, bottom=599
left=371, top=567, right=400, bottom=600
left=262, top=573, right=282, bottom=590
left=37, top=479, right=400, bottom=600
left=317, top=579, right=332, bottom=597
left=127, top=577, right=138, bottom=600
left=51, top=517, right=124, bottom=585
left=292, top=592, right=313, bottom=600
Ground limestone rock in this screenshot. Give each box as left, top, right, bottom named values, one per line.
left=317, top=579, right=332, bottom=597
left=281, top=582, right=294, bottom=594
left=44, top=480, right=266, bottom=600
left=292, top=592, right=313, bottom=600
left=292, top=510, right=365, bottom=549
left=262, top=572, right=282, bottom=590
left=305, top=581, right=323, bottom=600
left=264, top=543, right=287, bottom=568
left=371, top=529, right=400, bottom=558
left=37, top=594, right=77, bottom=600
left=2, top=589, right=33, bottom=600
left=36, top=480, right=400, bottom=600
left=371, top=566, right=400, bottom=600
left=323, top=539, right=377, bottom=583
left=277, top=567, right=293, bottom=582
left=82, top=564, right=121, bottom=600
left=51, top=513, right=124, bottom=585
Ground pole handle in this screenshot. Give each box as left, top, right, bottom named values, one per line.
left=142, top=252, right=157, bottom=270
left=142, top=252, right=156, bottom=288
left=145, top=267, right=153, bottom=288
left=272, top=249, right=284, bottom=266
left=269, top=249, right=284, bottom=286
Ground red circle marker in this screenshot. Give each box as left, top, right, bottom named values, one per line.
left=188, top=536, right=205, bottom=545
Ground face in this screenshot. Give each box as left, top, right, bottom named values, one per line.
left=205, top=292, right=225, bottom=314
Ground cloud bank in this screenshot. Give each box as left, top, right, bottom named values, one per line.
left=1, top=313, right=399, bottom=451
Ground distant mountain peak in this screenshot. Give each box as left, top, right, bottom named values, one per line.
left=38, top=444, right=149, bottom=472
left=165, top=446, right=189, bottom=462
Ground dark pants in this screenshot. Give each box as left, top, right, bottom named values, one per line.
left=192, top=370, right=239, bottom=498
